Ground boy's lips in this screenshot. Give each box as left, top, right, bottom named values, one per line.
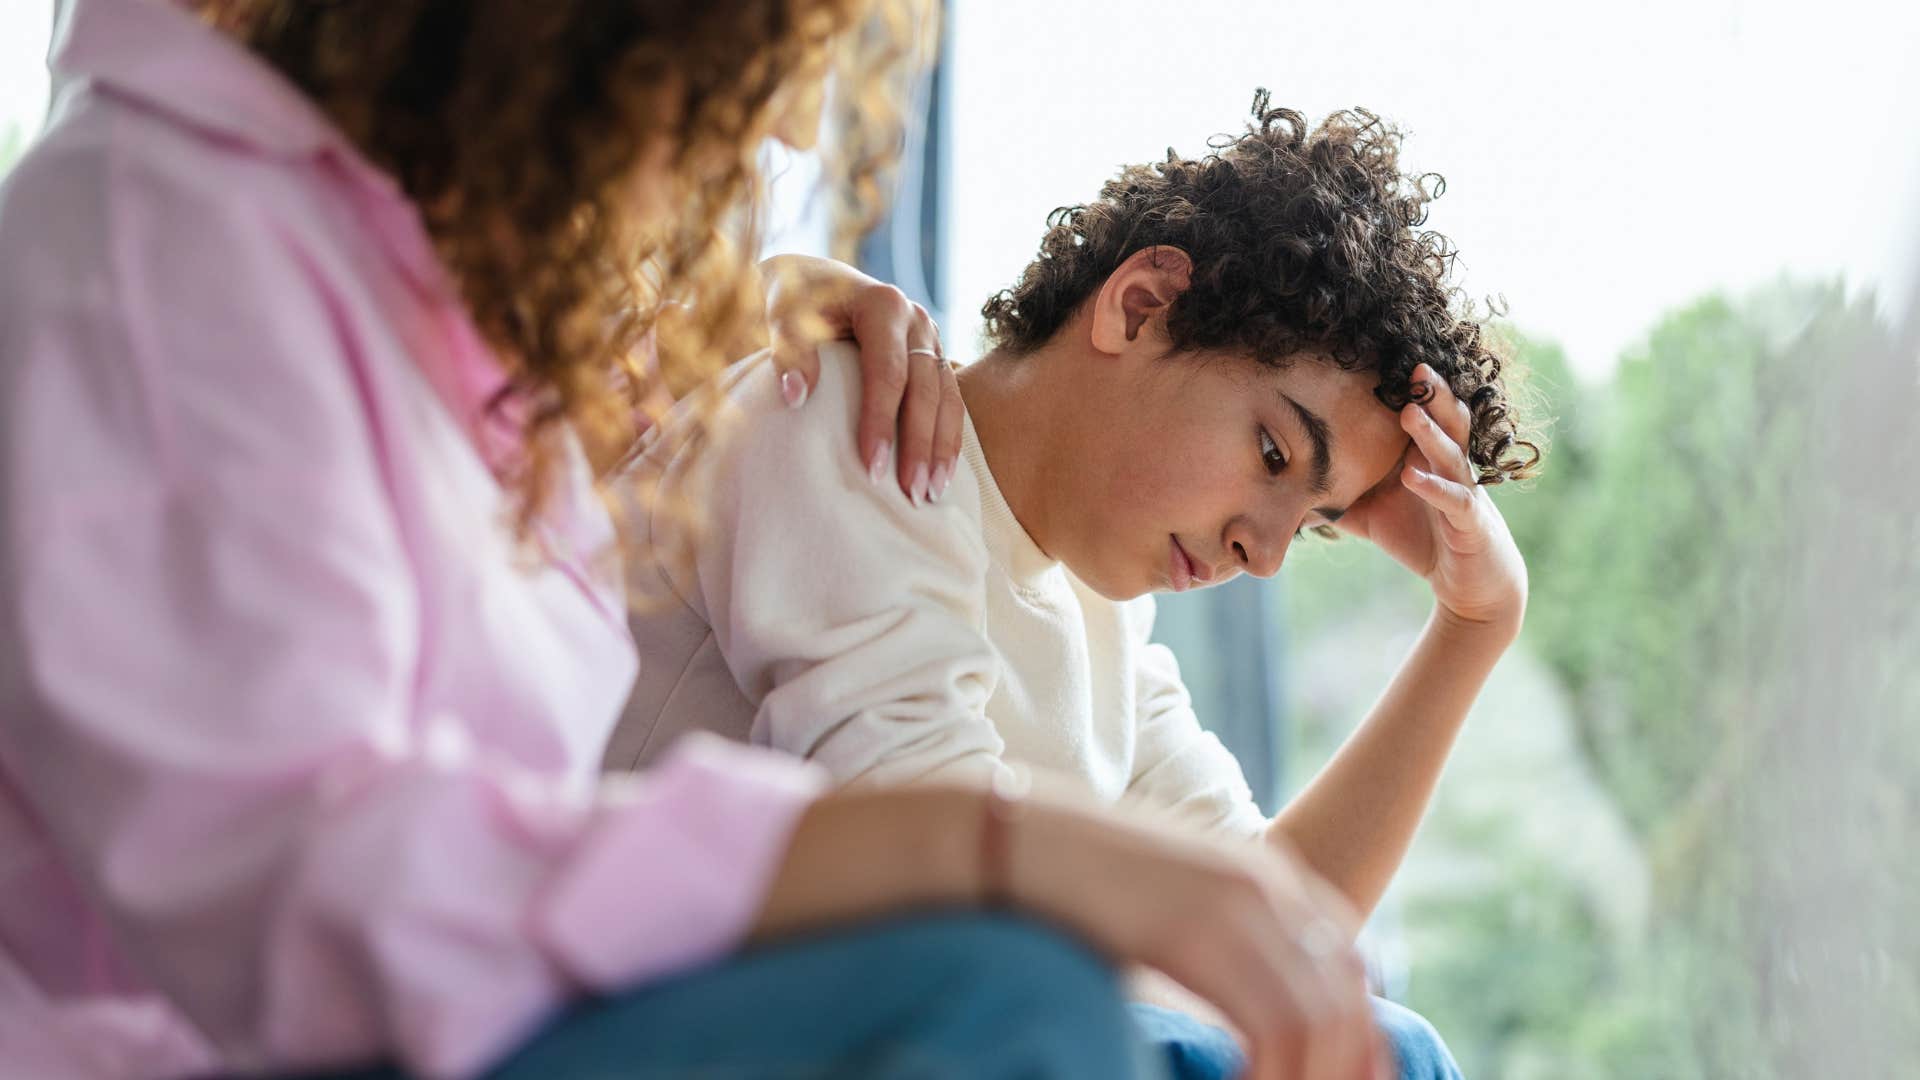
left=1169, top=535, right=1215, bottom=592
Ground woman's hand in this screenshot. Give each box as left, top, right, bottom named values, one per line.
left=1012, top=791, right=1389, bottom=1080
left=760, top=254, right=962, bottom=504
left=1336, top=364, right=1528, bottom=636
left=758, top=780, right=1387, bottom=1080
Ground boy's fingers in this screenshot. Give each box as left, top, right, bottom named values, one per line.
left=1402, top=466, right=1477, bottom=527
left=1402, top=403, right=1473, bottom=485
left=1413, top=364, right=1473, bottom=451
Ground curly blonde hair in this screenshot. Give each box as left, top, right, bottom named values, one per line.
left=195, top=0, right=932, bottom=540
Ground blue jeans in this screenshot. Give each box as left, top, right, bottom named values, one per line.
left=1132, top=997, right=1464, bottom=1080
left=302, top=912, right=1164, bottom=1079
left=295, top=913, right=1460, bottom=1079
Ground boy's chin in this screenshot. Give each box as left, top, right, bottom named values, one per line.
left=1071, top=562, right=1154, bottom=603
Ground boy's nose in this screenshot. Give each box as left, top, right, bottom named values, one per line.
left=1227, top=525, right=1290, bottom=579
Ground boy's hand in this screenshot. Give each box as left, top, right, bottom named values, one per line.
left=1335, top=364, right=1528, bottom=635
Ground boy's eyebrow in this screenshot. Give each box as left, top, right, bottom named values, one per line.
left=1318, top=446, right=1413, bottom=527
left=1279, top=391, right=1334, bottom=497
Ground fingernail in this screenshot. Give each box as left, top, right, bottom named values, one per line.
left=909, top=463, right=929, bottom=505
left=868, top=441, right=890, bottom=486
left=929, top=462, right=951, bottom=503
left=780, top=370, right=808, bottom=409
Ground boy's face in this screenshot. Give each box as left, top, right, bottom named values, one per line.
left=1046, top=348, right=1412, bottom=602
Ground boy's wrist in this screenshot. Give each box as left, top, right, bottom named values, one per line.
left=1432, top=600, right=1524, bottom=649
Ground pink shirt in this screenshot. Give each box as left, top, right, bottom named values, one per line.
left=0, top=2, right=826, bottom=1077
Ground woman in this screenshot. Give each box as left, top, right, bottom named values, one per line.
left=0, top=2, right=1383, bottom=1079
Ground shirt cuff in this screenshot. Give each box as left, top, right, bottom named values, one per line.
left=531, top=733, right=827, bottom=991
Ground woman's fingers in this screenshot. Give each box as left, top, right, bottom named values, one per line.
left=927, top=343, right=964, bottom=503
left=1222, top=885, right=1376, bottom=1080
left=768, top=335, right=821, bottom=410
left=1246, top=935, right=1372, bottom=1080
left=1213, top=925, right=1316, bottom=1080
left=1281, top=887, right=1375, bottom=1080
left=1371, top=1027, right=1396, bottom=1080
left=1340, top=968, right=1386, bottom=1080
left=891, top=304, right=947, bottom=503
left=844, top=283, right=958, bottom=496
left=758, top=256, right=959, bottom=503
left=844, top=284, right=914, bottom=484
left=762, top=256, right=838, bottom=408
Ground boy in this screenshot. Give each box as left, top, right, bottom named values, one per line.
left=613, top=94, right=1535, bottom=1078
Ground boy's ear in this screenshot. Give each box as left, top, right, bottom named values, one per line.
left=1089, top=246, right=1194, bottom=355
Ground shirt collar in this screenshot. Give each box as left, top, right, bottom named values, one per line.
left=47, top=2, right=592, bottom=537
left=960, top=411, right=1063, bottom=589
left=50, top=0, right=403, bottom=202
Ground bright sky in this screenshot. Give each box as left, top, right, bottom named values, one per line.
left=8, top=1, right=1916, bottom=379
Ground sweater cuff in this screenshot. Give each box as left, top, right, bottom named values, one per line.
left=531, top=733, right=827, bottom=991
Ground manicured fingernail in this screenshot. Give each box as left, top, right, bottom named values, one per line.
left=929, top=462, right=951, bottom=503
left=909, top=463, right=929, bottom=505
left=868, top=441, right=890, bottom=486
left=780, top=370, right=808, bottom=409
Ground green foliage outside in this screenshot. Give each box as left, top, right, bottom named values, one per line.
left=1281, top=279, right=1920, bottom=1077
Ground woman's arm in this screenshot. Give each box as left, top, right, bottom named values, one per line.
left=0, top=160, right=830, bottom=1079
left=752, top=777, right=1390, bottom=1080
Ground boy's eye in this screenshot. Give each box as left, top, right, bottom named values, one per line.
left=1259, top=427, right=1288, bottom=476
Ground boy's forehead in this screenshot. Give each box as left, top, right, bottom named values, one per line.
left=1259, top=360, right=1413, bottom=492
left=1253, top=353, right=1398, bottom=427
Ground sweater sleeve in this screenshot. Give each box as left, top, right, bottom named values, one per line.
left=1122, top=597, right=1272, bottom=839
left=643, top=344, right=1009, bottom=788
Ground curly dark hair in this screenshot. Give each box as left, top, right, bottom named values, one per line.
left=982, top=90, right=1539, bottom=485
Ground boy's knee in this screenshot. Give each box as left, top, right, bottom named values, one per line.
left=1371, top=997, right=1464, bottom=1080
left=904, top=914, right=1144, bottom=1075
left=920, top=913, right=1120, bottom=1009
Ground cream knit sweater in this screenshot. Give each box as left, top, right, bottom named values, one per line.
left=608, top=343, right=1268, bottom=838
